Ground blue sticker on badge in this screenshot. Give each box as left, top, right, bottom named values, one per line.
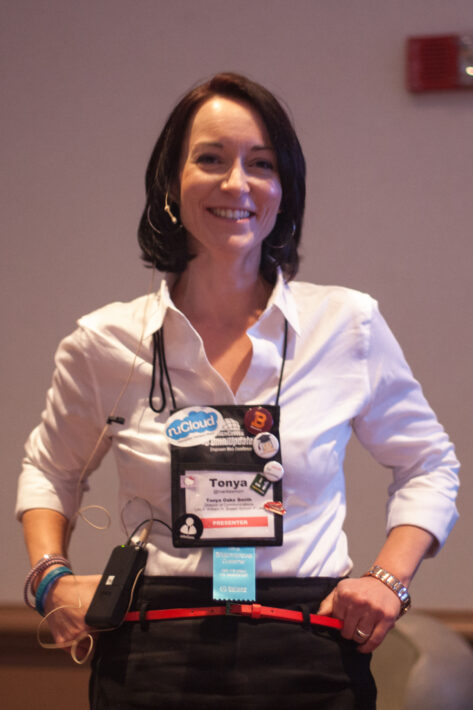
left=165, top=407, right=223, bottom=447
left=212, top=547, right=256, bottom=601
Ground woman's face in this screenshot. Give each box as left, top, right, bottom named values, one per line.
left=178, top=96, right=282, bottom=265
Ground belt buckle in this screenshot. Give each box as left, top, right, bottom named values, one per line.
left=225, top=601, right=238, bottom=616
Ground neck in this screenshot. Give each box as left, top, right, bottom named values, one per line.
left=171, top=255, right=272, bottom=328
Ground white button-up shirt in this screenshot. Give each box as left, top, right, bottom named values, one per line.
left=17, top=274, right=459, bottom=578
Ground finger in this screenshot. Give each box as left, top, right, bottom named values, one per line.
left=356, top=618, right=393, bottom=654
left=341, top=613, right=370, bottom=641
left=317, top=590, right=335, bottom=616
left=353, top=622, right=373, bottom=645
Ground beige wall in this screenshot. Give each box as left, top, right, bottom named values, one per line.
left=2, top=0, right=472, bottom=608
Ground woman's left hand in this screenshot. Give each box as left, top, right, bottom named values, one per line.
left=317, top=576, right=401, bottom=653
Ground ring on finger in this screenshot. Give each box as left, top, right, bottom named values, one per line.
left=355, top=627, right=371, bottom=641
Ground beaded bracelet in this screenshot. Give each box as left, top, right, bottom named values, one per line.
left=24, top=554, right=71, bottom=608
left=35, top=566, right=73, bottom=616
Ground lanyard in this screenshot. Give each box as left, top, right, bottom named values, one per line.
left=149, top=318, right=289, bottom=413
left=151, top=319, right=289, bottom=550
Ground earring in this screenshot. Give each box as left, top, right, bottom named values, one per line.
left=164, top=192, right=178, bottom=225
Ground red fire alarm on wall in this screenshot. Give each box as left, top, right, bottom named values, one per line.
left=407, top=34, right=473, bottom=92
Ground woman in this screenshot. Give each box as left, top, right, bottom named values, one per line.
left=17, top=73, right=460, bottom=709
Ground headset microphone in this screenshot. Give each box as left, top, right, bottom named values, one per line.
left=164, top=193, right=178, bottom=224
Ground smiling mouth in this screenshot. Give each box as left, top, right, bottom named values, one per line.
left=208, top=207, right=254, bottom=220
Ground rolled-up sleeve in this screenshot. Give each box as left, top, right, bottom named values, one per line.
left=16, top=326, right=111, bottom=520
left=353, top=301, right=460, bottom=554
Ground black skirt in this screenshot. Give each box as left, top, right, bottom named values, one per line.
left=89, top=576, right=376, bottom=710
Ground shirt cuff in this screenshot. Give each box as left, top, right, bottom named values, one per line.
left=386, top=488, right=459, bottom=557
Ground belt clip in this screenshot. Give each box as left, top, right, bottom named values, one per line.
left=225, top=601, right=235, bottom=616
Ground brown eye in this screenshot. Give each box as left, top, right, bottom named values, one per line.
left=255, top=159, right=275, bottom=170
left=196, top=154, right=221, bottom=165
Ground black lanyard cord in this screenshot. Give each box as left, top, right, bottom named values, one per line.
left=275, top=318, right=288, bottom=407
left=149, top=319, right=288, bottom=414
left=160, top=328, right=177, bottom=410
left=149, top=328, right=176, bottom=414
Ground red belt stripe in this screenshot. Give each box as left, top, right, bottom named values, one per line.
left=125, top=603, right=343, bottom=630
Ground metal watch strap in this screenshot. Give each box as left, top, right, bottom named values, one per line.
left=363, top=564, right=411, bottom=616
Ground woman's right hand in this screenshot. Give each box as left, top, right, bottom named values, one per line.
left=41, top=573, right=101, bottom=661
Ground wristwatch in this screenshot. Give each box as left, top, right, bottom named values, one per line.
left=363, top=565, right=411, bottom=616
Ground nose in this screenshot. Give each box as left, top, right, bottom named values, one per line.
left=221, top=160, right=249, bottom=194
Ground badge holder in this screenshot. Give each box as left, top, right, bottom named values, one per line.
left=169, top=404, right=283, bottom=548
left=149, top=321, right=289, bottom=603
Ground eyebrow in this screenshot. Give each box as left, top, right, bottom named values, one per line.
left=192, top=141, right=275, bottom=152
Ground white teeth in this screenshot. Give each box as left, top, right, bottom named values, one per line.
left=209, top=208, right=252, bottom=220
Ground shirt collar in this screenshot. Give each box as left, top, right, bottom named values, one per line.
left=143, top=269, right=301, bottom=338
left=143, top=273, right=179, bottom=338
left=263, top=269, right=301, bottom=336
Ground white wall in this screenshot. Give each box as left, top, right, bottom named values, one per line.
left=2, top=0, right=472, bottom=608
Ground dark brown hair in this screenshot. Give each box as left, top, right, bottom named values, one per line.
left=137, top=72, right=306, bottom=283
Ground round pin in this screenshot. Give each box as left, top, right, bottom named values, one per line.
left=263, top=460, right=284, bottom=482
left=253, top=431, right=279, bottom=459
left=174, top=514, right=203, bottom=541
left=244, top=406, right=273, bottom=435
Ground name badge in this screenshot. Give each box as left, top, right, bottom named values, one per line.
left=169, top=405, right=283, bottom=548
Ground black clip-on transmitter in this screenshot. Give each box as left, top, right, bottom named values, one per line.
left=85, top=536, right=148, bottom=629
